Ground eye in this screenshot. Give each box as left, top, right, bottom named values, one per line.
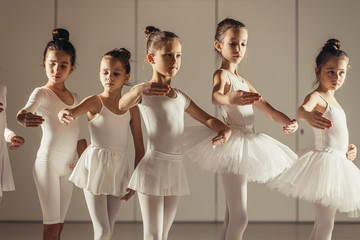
left=328, top=71, right=334, bottom=75
left=241, top=42, right=247, bottom=47
left=176, top=54, right=182, bottom=58
left=114, top=72, right=120, bottom=76
left=229, top=42, right=237, bottom=46
left=61, top=65, right=67, bottom=69
left=339, top=71, right=345, bottom=76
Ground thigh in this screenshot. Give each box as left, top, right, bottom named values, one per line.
left=221, top=173, right=247, bottom=209
left=84, top=190, right=110, bottom=226
left=137, top=193, right=164, bottom=233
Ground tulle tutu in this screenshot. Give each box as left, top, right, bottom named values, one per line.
left=268, top=147, right=360, bottom=217
left=183, top=126, right=296, bottom=183
left=0, top=140, right=15, bottom=197
left=128, top=150, right=189, bottom=196
left=69, top=145, right=130, bottom=196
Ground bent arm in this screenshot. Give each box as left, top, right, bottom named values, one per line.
left=129, top=106, right=145, bottom=169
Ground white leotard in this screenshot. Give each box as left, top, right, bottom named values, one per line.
left=0, top=83, right=15, bottom=197
left=23, top=85, right=81, bottom=224
left=128, top=87, right=191, bottom=196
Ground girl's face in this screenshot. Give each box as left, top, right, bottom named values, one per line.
left=316, top=56, right=348, bottom=91
left=149, top=39, right=182, bottom=79
left=99, top=56, right=129, bottom=92
left=216, top=27, right=248, bottom=64
left=43, top=49, right=74, bottom=84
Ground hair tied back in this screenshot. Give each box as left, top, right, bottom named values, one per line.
left=52, top=28, right=70, bottom=41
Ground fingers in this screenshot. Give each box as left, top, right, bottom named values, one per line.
left=58, top=110, right=75, bottom=125
left=23, top=113, right=45, bottom=127
left=283, top=119, right=298, bottom=134
left=0, top=102, right=3, bottom=113
left=69, top=163, right=76, bottom=170
left=311, top=111, right=332, bottom=129
left=120, top=188, right=135, bottom=201
left=232, top=90, right=261, bottom=105
left=143, top=82, right=170, bottom=96
left=347, top=144, right=357, bottom=161
left=9, top=136, right=25, bottom=150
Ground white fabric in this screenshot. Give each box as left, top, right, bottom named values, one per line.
left=33, top=149, right=75, bottom=224
left=308, top=203, right=336, bottom=240
left=23, top=86, right=80, bottom=153
left=184, top=71, right=296, bottom=182
left=269, top=93, right=360, bottom=217
left=137, top=192, right=180, bottom=240
left=23, top=86, right=81, bottom=224
left=0, top=83, right=15, bottom=197
left=70, top=99, right=131, bottom=196
left=220, top=173, right=248, bottom=240
left=128, top=88, right=191, bottom=196
left=83, top=190, right=122, bottom=240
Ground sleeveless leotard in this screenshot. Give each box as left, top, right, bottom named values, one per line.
left=70, top=97, right=131, bottom=196
left=128, top=87, right=190, bottom=196
left=184, top=70, right=297, bottom=182
left=269, top=93, right=360, bottom=217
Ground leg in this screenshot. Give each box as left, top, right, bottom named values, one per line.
left=219, top=204, right=230, bottom=240
left=162, top=196, right=180, bottom=240
left=107, top=195, right=122, bottom=236
left=312, top=203, right=336, bottom=240
left=58, top=175, right=73, bottom=239
left=84, top=190, right=113, bottom=240
left=43, top=224, right=61, bottom=240
left=221, top=173, right=248, bottom=240
left=138, top=192, right=164, bottom=240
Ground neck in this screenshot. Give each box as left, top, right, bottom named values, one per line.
left=150, top=71, right=172, bottom=85
left=101, top=88, right=123, bottom=102
left=316, top=86, right=336, bottom=97
left=46, top=81, right=66, bottom=91
left=220, top=60, right=238, bottom=75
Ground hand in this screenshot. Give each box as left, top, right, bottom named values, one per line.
left=69, top=163, right=76, bottom=170
left=138, top=82, right=170, bottom=96
left=58, top=109, right=75, bottom=125
left=212, top=128, right=232, bottom=146
left=9, top=135, right=25, bottom=150
left=283, top=119, right=298, bottom=134
left=0, top=102, right=3, bottom=113
left=120, top=188, right=136, bottom=201
left=346, top=144, right=357, bottom=161
left=18, top=112, right=44, bottom=127
left=228, top=90, right=261, bottom=106
left=305, top=110, right=332, bottom=129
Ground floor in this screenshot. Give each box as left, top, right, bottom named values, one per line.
left=1, top=222, right=360, bottom=240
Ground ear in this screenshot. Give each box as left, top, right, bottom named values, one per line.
left=147, top=54, right=155, bottom=64
left=315, top=67, right=320, bottom=78
left=124, top=73, right=130, bottom=83
left=214, top=40, right=222, bottom=53
left=43, top=62, right=46, bottom=71
left=69, top=65, right=75, bottom=75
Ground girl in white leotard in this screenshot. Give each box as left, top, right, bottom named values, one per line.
left=184, top=18, right=298, bottom=240
left=0, top=83, right=25, bottom=204
left=58, top=48, right=144, bottom=240
left=269, top=39, right=360, bottom=240
left=118, top=26, right=231, bottom=240
left=17, top=29, right=87, bottom=240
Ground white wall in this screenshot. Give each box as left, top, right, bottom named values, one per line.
left=0, top=0, right=359, bottom=223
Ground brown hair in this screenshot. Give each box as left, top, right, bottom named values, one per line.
left=144, top=26, right=180, bottom=55
left=215, top=18, right=246, bottom=44
left=316, top=38, right=349, bottom=71
left=103, top=48, right=131, bottom=74
left=43, top=28, right=76, bottom=66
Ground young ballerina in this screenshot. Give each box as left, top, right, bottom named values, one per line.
left=0, top=83, right=25, bottom=204
left=118, top=26, right=231, bottom=240
left=184, top=18, right=298, bottom=240
left=269, top=39, right=360, bottom=240
left=58, top=48, right=145, bottom=240
left=16, top=29, right=87, bottom=240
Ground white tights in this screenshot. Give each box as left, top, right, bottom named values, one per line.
left=308, top=203, right=336, bottom=240
left=137, top=192, right=180, bottom=240
left=84, top=190, right=122, bottom=240
left=220, top=173, right=248, bottom=240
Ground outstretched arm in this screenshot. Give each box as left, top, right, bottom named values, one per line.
left=17, top=110, right=45, bottom=127
left=185, top=101, right=231, bottom=146
left=58, top=95, right=101, bottom=124
left=212, top=70, right=261, bottom=106
left=297, top=92, right=332, bottom=129
left=119, top=82, right=170, bottom=112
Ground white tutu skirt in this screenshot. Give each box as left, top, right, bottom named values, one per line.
left=183, top=126, right=296, bottom=183
left=69, top=145, right=129, bottom=196
left=128, top=150, right=189, bottom=196
left=268, top=147, right=360, bottom=217
left=0, top=140, right=15, bottom=197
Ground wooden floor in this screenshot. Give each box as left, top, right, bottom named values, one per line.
left=1, top=222, right=360, bottom=239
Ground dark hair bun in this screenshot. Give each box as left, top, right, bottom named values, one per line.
left=52, top=28, right=70, bottom=41
left=323, top=38, right=341, bottom=51
left=118, top=48, right=131, bottom=62
left=144, top=26, right=160, bottom=39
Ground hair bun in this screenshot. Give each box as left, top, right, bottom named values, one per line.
left=118, top=48, right=131, bottom=62
left=323, top=38, right=341, bottom=51
left=52, top=28, right=70, bottom=41
left=144, top=26, right=160, bottom=39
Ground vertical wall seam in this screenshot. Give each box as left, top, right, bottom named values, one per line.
left=54, top=0, right=57, bottom=28
left=214, top=0, right=219, bottom=223
left=134, top=0, right=138, bottom=222
left=295, top=0, right=300, bottom=223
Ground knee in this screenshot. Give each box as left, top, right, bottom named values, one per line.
left=144, top=231, right=162, bottom=240
left=238, top=213, right=248, bottom=230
